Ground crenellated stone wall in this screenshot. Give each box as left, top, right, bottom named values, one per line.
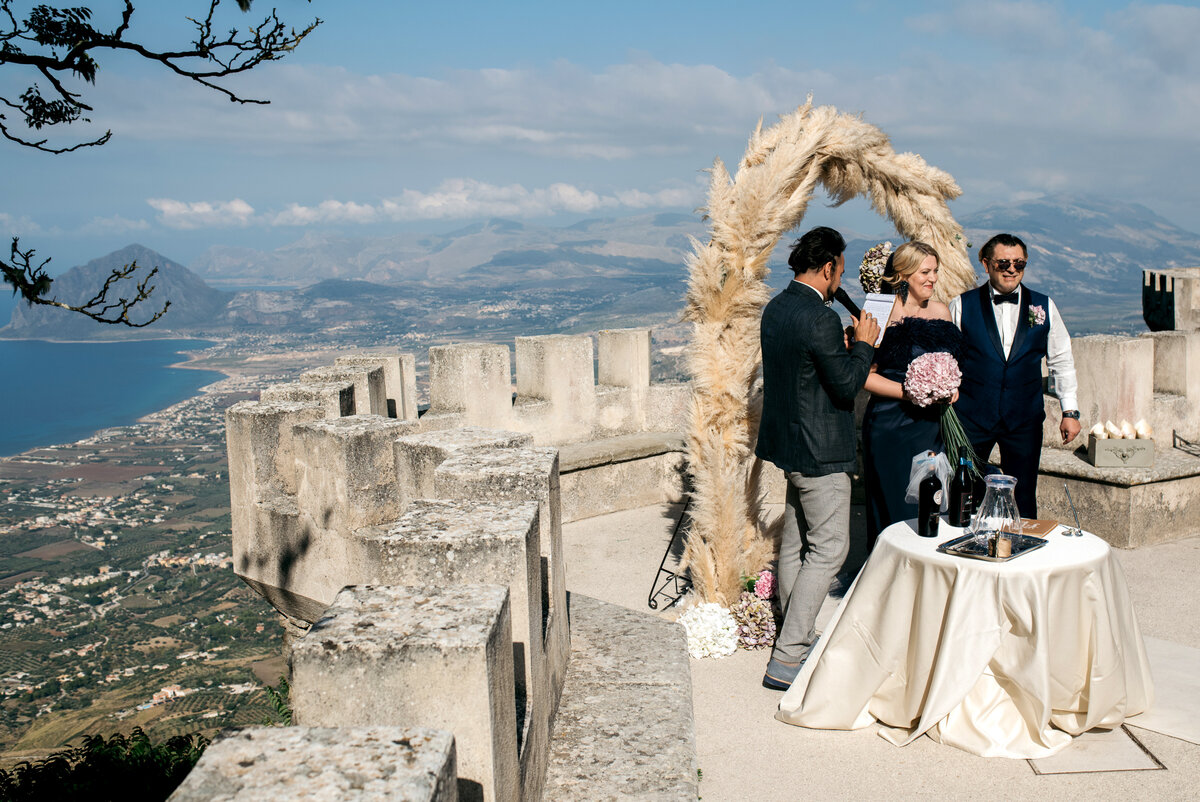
left=1143, top=266, right=1200, bottom=331
left=197, top=297, right=1200, bottom=799
left=203, top=328, right=695, bottom=801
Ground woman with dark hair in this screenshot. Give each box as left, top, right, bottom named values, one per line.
left=861, top=241, right=964, bottom=549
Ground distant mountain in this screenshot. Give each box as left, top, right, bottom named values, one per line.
left=190, top=215, right=705, bottom=287
left=958, top=195, right=1200, bottom=331
left=1, top=245, right=231, bottom=339
left=6, top=197, right=1198, bottom=341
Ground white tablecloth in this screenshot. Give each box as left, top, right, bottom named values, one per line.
left=776, top=520, right=1154, bottom=758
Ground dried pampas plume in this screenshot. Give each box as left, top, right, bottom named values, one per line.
left=682, top=99, right=972, bottom=605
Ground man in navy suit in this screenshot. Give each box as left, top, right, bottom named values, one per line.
left=756, top=226, right=879, bottom=691
left=950, top=233, right=1081, bottom=518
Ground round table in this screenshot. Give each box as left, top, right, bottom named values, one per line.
left=775, top=519, right=1155, bottom=758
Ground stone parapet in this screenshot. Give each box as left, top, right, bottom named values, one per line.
left=394, top=428, right=534, bottom=502
left=433, top=447, right=569, bottom=774
left=515, top=334, right=596, bottom=444
left=294, top=415, right=418, bottom=535
left=261, top=380, right=356, bottom=419
left=168, top=726, right=457, bottom=801
left=1143, top=266, right=1200, bottom=331
left=301, top=364, right=387, bottom=417
left=1069, top=334, right=1153, bottom=435
left=429, top=343, right=513, bottom=428
left=598, top=328, right=651, bottom=389
left=293, top=585, right=517, bottom=801
left=336, top=353, right=419, bottom=420
left=1037, top=447, right=1200, bottom=547
left=224, top=327, right=700, bottom=801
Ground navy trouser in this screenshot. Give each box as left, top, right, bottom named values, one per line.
left=966, top=422, right=1043, bottom=519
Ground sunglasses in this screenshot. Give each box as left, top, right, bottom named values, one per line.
left=988, top=259, right=1027, bottom=272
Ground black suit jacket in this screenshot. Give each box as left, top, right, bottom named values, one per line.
left=755, top=281, right=875, bottom=475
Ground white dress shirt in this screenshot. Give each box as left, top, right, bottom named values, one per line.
left=949, top=284, right=1078, bottom=412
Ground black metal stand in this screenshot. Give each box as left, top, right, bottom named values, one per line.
left=1173, top=430, right=1200, bottom=458
left=647, top=498, right=691, bottom=610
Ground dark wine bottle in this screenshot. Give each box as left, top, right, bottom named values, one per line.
left=918, top=470, right=943, bottom=538
left=949, top=457, right=974, bottom=527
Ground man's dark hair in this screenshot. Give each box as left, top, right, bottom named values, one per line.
left=787, top=226, right=846, bottom=274
left=979, top=233, right=1027, bottom=261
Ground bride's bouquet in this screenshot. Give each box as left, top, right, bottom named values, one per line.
left=904, top=352, right=979, bottom=473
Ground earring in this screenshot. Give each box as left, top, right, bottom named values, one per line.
left=898, top=281, right=909, bottom=301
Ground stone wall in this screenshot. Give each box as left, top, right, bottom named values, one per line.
left=211, top=328, right=692, bottom=801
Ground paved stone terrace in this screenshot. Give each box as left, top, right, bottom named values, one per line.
left=563, top=502, right=1200, bottom=801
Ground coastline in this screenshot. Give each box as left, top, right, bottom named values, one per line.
left=0, top=338, right=234, bottom=460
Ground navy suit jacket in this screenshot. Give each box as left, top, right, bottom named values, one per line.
left=955, top=283, right=1051, bottom=436
left=755, top=281, right=875, bottom=475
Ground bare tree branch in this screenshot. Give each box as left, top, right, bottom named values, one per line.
left=0, top=1, right=319, bottom=324
left=0, top=0, right=321, bottom=151
left=2, top=238, right=170, bottom=327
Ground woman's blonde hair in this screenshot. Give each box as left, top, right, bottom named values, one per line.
left=883, top=241, right=939, bottom=293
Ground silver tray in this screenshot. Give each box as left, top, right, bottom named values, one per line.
left=936, top=532, right=1048, bottom=562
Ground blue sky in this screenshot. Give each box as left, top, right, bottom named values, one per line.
left=2, top=0, right=1199, bottom=272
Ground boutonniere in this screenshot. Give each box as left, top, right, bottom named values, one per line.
left=1027, top=305, right=1046, bottom=326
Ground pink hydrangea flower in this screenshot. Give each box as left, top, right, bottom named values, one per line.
left=903, top=352, right=962, bottom=408
left=753, top=569, right=775, bottom=600
left=1027, top=304, right=1047, bottom=326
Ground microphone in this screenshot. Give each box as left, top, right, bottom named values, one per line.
left=833, top=288, right=862, bottom=319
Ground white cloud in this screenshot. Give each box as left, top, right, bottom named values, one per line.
left=270, top=200, right=379, bottom=226
left=63, top=2, right=1200, bottom=228
left=143, top=179, right=703, bottom=229
left=277, top=179, right=701, bottom=224
left=0, top=212, right=42, bottom=236
left=147, top=198, right=256, bottom=229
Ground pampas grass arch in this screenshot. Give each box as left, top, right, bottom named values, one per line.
left=681, top=100, right=975, bottom=606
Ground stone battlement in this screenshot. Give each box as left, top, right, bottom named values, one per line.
left=1143, top=266, right=1200, bottom=332
left=191, top=298, right=1200, bottom=799
left=189, top=328, right=696, bottom=801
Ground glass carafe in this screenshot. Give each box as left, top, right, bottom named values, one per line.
left=969, top=474, right=1021, bottom=550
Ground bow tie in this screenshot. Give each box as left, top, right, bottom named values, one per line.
left=993, top=292, right=1019, bottom=305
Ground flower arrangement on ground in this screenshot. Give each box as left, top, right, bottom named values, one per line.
left=728, top=569, right=779, bottom=650
left=679, top=602, right=739, bottom=659
left=904, top=351, right=979, bottom=472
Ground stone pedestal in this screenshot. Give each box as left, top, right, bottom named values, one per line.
left=168, top=726, right=457, bottom=801
left=1037, top=447, right=1200, bottom=547
left=291, top=585, right=518, bottom=802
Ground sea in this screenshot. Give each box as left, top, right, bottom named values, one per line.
left=0, top=308, right=224, bottom=457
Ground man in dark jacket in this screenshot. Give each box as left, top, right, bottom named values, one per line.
left=756, top=226, right=879, bottom=691
left=949, top=233, right=1080, bottom=517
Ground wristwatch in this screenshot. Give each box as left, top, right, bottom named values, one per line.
left=1062, top=410, right=1080, bottom=419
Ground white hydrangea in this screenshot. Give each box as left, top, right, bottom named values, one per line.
left=679, top=602, right=738, bottom=659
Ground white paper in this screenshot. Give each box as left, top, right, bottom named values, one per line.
left=861, top=293, right=895, bottom=346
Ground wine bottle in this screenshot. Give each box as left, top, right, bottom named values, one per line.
left=918, top=470, right=943, bottom=538
left=949, top=457, right=974, bottom=527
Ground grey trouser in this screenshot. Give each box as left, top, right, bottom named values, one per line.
left=774, top=470, right=851, bottom=662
